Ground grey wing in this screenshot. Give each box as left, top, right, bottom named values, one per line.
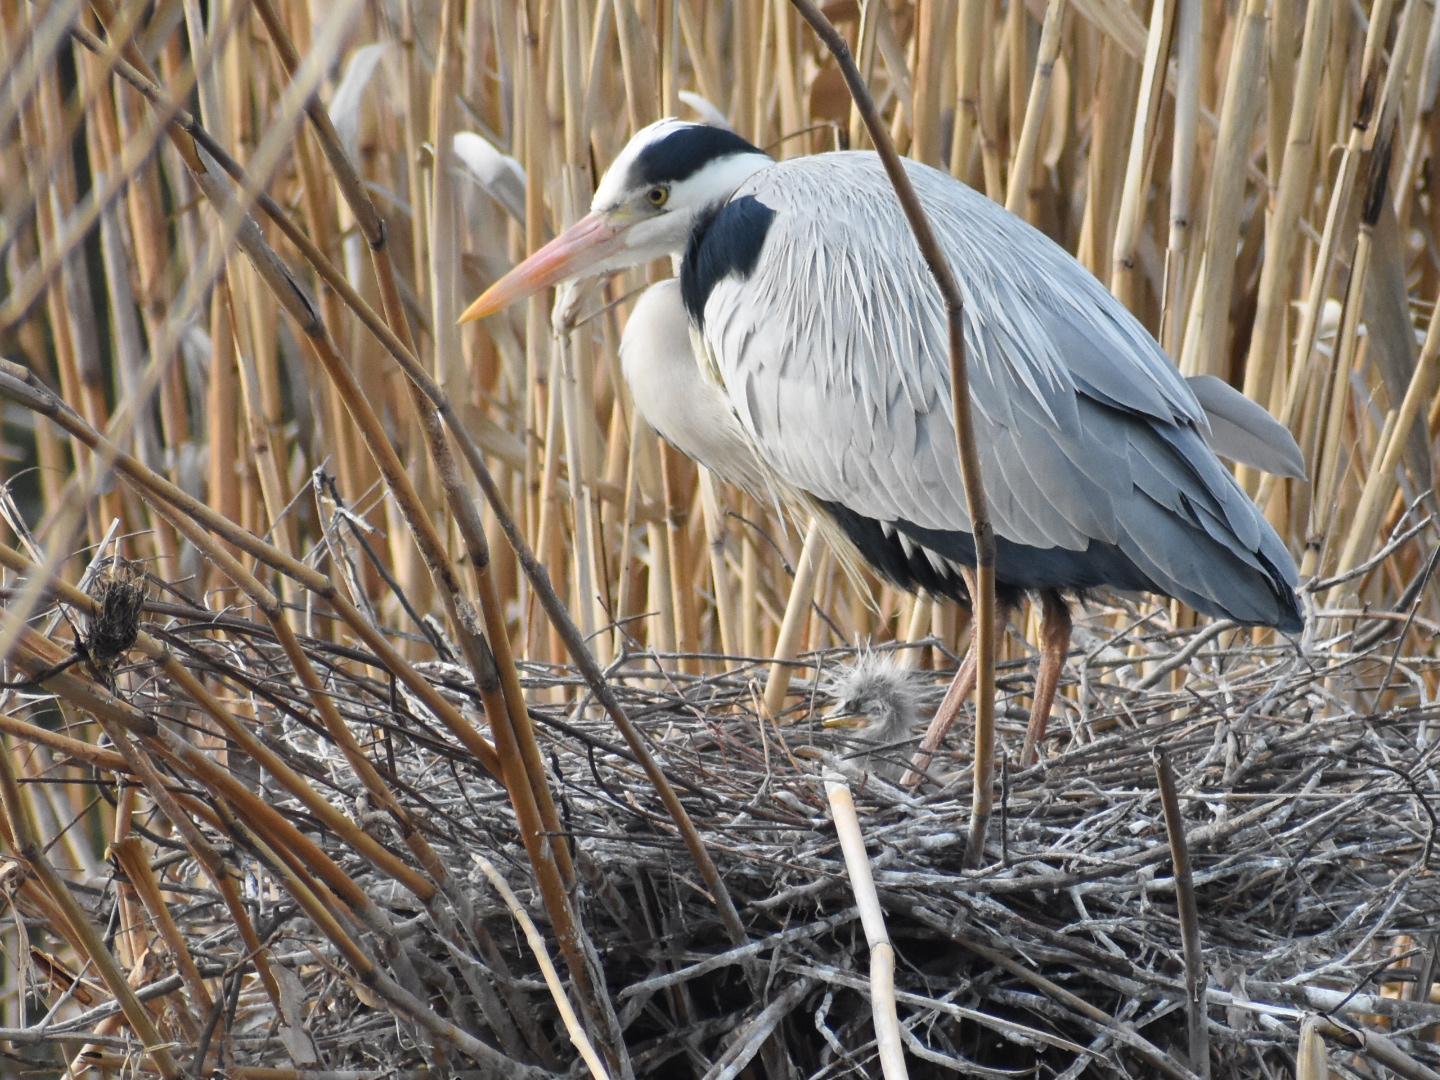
left=1185, top=374, right=1306, bottom=479
left=702, top=154, right=1300, bottom=626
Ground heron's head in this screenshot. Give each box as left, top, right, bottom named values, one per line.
left=459, top=119, right=772, bottom=322
left=822, top=654, right=923, bottom=745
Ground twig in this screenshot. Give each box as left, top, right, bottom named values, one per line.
left=474, top=856, right=613, bottom=1080
left=1153, top=748, right=1209, bottom=1077
left=1313, top=1017, right=1440, bottom=1080
left=699, top=978, right=813, bottom=1080
left=1136, top=620, right=1232, bottom=690
left=763, top=522, right=825, bottom=716
left=787, top=0, right=997, bottom=870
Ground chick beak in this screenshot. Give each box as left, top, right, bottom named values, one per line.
left=458, top=212, right=623, bottom=323
left=822, top=713, right=870, bottom=730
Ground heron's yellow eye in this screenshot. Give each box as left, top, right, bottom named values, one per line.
left=646, top=186, right=669, bottom=207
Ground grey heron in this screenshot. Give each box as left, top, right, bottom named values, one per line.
left=461, top=119, right=1304, bottom=768
left=822, top=654, right=924, bottom=783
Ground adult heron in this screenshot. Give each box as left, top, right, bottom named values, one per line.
left=461, top=119, right=1304, bottom=768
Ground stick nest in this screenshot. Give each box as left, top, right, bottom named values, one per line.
left=11, top=589, right=1440, bottom=1079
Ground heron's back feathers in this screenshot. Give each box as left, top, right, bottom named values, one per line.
left=687, top=153, right=1303, bottom=631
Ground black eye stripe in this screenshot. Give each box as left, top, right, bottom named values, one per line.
left=630, top=125, right=766, bottom=187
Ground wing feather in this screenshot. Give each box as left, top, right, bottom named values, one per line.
left=696, top=152, right=1299, bottom=622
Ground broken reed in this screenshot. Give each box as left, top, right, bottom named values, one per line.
left=0, top=0, right=1437, bottom=1071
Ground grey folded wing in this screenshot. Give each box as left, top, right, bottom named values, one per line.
left=1184, top=374, right=1306, bottom=479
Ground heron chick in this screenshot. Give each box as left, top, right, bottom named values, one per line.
left=823, top=654, right=924, bottom=782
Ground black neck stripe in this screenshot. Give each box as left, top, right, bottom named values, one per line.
left=680, top=196, right=775, bottom=331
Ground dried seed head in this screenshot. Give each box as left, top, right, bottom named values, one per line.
left=84, top=558, right=146, bottom=671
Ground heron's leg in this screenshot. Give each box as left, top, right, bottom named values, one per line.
left=900, top=648, right=976, bottom=786
left=902, top=600, right=1006, bottom=787
left=1020, top=590, right=1071, bottom=767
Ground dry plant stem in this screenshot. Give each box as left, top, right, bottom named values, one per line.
left=0, top=680, right=130, bottom=772
left=4, top=0, right=347, bottom=625
left=15, top=1, right=1440, bottom=1071
left=475, top=857, right=613, bottom=1080
left=698, top=978, right=813, bottom=1080
left=47, top=24, right=705, bottom=951
left=1004, top=0, right=1068, bottom=219
left=825, top=781, right=909, bottom=1080
left=449, top=422, right=750, bottom=948
left=952, top=935, right=1204, bottom=1080
left=132, top=496, right=444, bottom=898
left=94, top=5, right=532, bottom=884
left=0, top=734, right=187, bottom=1080
left=1111, top=0, right=1177, bottom=302
left=787, top=0, right=996, bottom=870
left=122, top=504, right=530, bottom=1048
left=0, top=57, right=189, bottom=332
left=110, top=838, right=215, bottom=1018
left=1314, top=1019, right=1440, bottom=1080
left=13, top=640, right=370, bottom=923
left=1165, top=0, right=1200, bottom=351
left=1296, top=1017, right=1329, bottom=1080
left=8, top=347, right=735, bottom=975
left=109, top=718, right=445, bottom=1068
left=80, top=1068, right=454, bottom=1080
left=1153, top=748, right=1210, bottom=1078
left=1134, top=619, right=1231, bottom=690
left=0, top=35, right=222, bottom=683
left=698, top=474, right=738, bottom=656
left=1335, top=296, right=1440, bottom=576
left=1240, top=0, right=1334, bottom=414
left=41, top=490, right=435, bottom=902
left=90, top=715, right=284, bottom=1014
left=0, top=0, right=89, bottom=146
left=233, top=824, right=545, bottom=1080
left=1310, top=53, right=1412, bottom=567
left=248, top=0, right=569, bottom=880
left=762, top=521, right=824, bottom=717
left=1178, top=0, right=1266, bottom=378
left=78, top=18, right=723, bottom=964
left=1262, top=0, right=1396, bottom=521
left=0, top=358, right=502, bottom=780
left=791, top=961, right=1091, bottom=1055
left=4, top=514, right=466, bottom=1042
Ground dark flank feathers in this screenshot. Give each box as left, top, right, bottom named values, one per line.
left=818, top=500, right=1018, bottom=609
left=680, top=196, right=776, bottom=330
left=818, top=499, right=1302, bottom=631
left=630, top=125, right=766, bottom=186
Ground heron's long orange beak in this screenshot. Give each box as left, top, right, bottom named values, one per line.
left=458, top=212, right=623, bottom=323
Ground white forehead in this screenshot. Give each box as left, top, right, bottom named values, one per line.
left=592, top=119, right=692, bottom=209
